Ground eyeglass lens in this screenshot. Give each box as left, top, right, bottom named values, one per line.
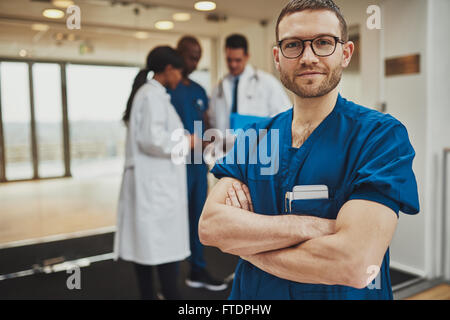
left=281, top=36, right=337, bottom=58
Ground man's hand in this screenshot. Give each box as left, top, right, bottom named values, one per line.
left=225, top=182, right=254, bottom=212
left=199, top=177, right=336, bottom=256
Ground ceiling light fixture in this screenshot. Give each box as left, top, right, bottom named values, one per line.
left=173, top=13, right=191, bottom=22
left=67, top=33, right=77, bottom=41
left=42, top=8, right=65, bottom=19
left=134, top=31, right=149, bottom=39
left=55, top=32, right=64, bottom=41
left=194, top=1, right=216, bottom=11
left=19, top=49, right=28, bottom=57
left=155, top=21, right=174, bottom=30
left=51, top=0, right=74, bottom=8
left=31, top=23, right=50, bottom=32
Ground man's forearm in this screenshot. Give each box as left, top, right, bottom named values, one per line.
left=241, top=232, right=370, bottom=289
left=199, top=202, right=334, bottom=256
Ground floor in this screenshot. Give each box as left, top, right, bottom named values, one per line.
left=0, top=171, right=218, bottom=247
left=406, top=284, right=450, bottom=300
left=0, top=245, right=237, bottom=300
left=0, top=176, right=120, bottom=245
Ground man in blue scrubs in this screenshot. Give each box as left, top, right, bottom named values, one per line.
left=199, top=0, right=420, bottom=299
left=168, top=36, right=227, bottom=291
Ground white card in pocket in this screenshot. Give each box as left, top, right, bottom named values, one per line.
left=285, top=185, right=329, bottom=213
left=292, top=185, right=329, bottom=200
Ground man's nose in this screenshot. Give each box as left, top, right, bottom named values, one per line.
left=299, top=42, right=319, bottom=65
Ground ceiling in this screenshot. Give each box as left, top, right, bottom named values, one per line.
left=0, top=0, right=290, bottom=63
left=0, top=0, right=289, bottom=35
left=109, top=0, right=290, bottom=21
left=0, top=0, right=360, bottom=65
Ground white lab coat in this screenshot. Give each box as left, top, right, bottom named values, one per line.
left=113, top=79, right=190, bottom=266
left=208, top=64, right=292, bottom=134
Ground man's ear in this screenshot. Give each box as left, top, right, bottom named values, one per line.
left=273, top=46, right=281, bottom=72
left=244, top=52, right=250, bottom=63
left=341, top=41, right=354, bottom=68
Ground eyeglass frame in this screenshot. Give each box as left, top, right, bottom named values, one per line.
left=277, top=35, right=346, bottom=59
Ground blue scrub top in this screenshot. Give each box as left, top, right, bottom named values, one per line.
left=211, top=94, right=420, bottom=300
left=168, top=79, right=209, bottom=169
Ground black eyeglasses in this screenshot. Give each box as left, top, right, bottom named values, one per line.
left=278, top=35, right=345, bottom=59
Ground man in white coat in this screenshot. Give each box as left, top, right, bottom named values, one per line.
left=209, top=34, right=292, bottom=134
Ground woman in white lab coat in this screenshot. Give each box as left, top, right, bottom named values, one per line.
left=114, top=46, right=194, bottom=300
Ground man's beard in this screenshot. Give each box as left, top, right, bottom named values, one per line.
left=280, top=65, right=342, bottom=98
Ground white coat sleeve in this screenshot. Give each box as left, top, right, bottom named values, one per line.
left=135, top=95, right=189, bottom=158
left=268, top=75, right=292, bottom=116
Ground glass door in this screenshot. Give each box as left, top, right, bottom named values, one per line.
left=0, top=62, right=34, bottom=181
left=66, top=64, right=138, bottom=178
left=32, top=63, right=65, bottom=178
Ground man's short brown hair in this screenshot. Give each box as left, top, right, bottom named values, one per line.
left=276, top=0, right=348, bottom=42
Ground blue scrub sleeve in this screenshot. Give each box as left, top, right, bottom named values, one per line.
left=210, top=143, right=246, bottom=182
left=348, top=123, right=420, bottom=216
left=210, top=127, right=253, bottom=183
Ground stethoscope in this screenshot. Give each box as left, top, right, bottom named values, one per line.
left=194, top=98, right=207, bottom=113
left=217, top=69, right=259, bottom=100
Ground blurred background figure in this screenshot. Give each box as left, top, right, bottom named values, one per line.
left=114, top=46, right=192, bottom=300
left=209, top=34, right=292, bottom=133
left=168, top=36, right=227, bottom=292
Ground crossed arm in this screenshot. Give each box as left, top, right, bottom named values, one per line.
left=198, top=177, right=398, bottom=289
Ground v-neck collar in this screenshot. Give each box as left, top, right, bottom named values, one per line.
left=284, top=93, right=343, bottom=152
left=278, top=94, right=344, bottom=192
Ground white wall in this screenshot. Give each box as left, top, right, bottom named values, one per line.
left=425, top=0, right=450, bottom=280
left=334, top=0, right=383, bottom=108
left=337, top=0, right=450, bottom=279
left=381, top=0, right=428, bottom=276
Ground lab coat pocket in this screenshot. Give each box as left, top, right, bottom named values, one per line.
left=290, top=198, right=338, bottom=219
left=147, top=177, right=177, bottom=220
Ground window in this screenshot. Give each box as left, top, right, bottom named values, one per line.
left=66, top=64, right=139, bottom=178
left=0, top=62, right=33, bottom=180
left=32, top=63, right=65, bottom=178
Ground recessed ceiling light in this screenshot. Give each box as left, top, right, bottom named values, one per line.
left=173, top=13, right=191, bottom=22
left=67, top=33, right=77, bottom=41
left=31, top=23, right=50, bottom=32
left=19, top=49, right=28, bottom=57
left=134, top=31, right=149, bottom=39
left=52, top=0, right=74, bottom=8
left=155, top=21, right=174, bottom=30
left=55, top=32, right=64, bottom=41
left=42, top=8, right=65, bottom=19
left=194, top=1, right=216, bottom=11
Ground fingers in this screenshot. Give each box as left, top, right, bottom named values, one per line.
left=234, top=182, right=251, bottom=211
left=225, top=182, right=253, bottom=212
left=226, top=182, right=248, bottom=210
left=227, top=187, right=242, bottom=208
left=241, top=184, right=254, bottom=212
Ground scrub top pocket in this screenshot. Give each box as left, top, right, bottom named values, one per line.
left=289, top=198, right=338, bottom=219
